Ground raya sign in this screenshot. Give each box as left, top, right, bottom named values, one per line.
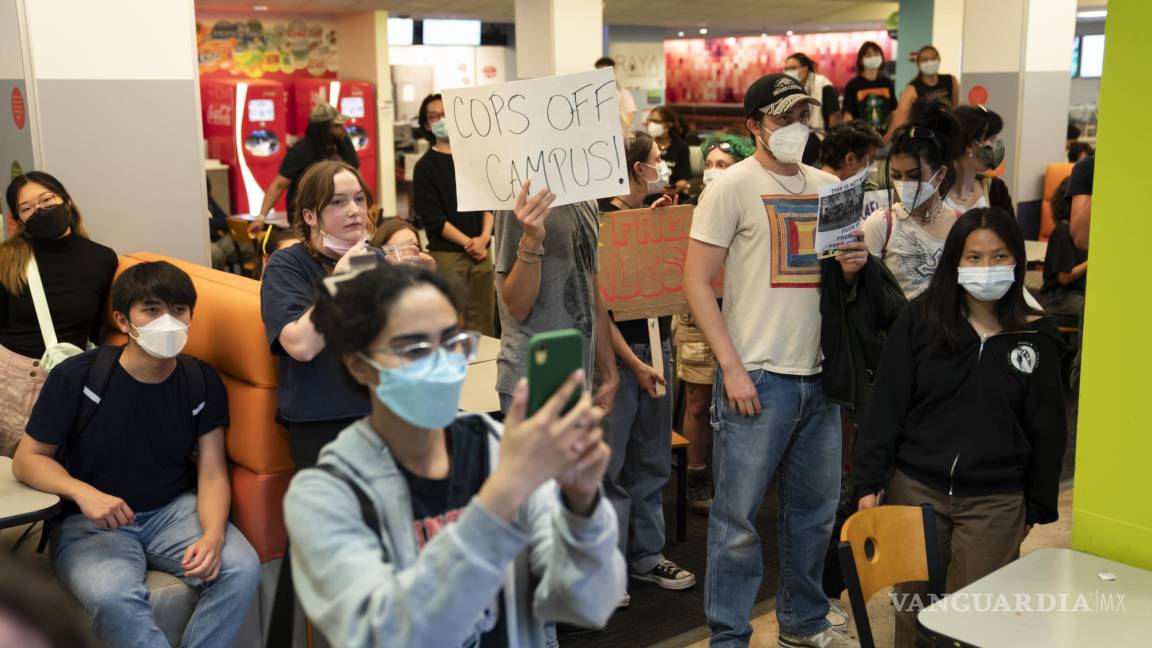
left=598, top=205, right=723, bottom=321
left=442, top=68, right=628, bottom=211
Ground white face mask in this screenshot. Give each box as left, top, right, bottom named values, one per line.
left=862, top=55, right=883, bottom=71
left=759, top=121, right=810, bottom=164
left=641, top=160, right=671, bottom=193
left=702, top=167, right=725, bottom=186
left=646, top=122, right=666, bottom=138
left=957, top=265, right=1016, bottom=302
left=893, top=171, right=941, bottom=211
left=919, top=60, right=941, bottom=76
left=130, top=314, right=189, bottom=359
left=785, top=69, right=803, bottom=82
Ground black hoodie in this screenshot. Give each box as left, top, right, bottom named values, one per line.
left=852, top=301, right=1068, bottom=524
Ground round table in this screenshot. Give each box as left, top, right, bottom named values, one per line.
left=0, top=456, right=61, bottom=530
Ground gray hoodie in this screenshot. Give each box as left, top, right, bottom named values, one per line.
left=283, top=415, right=626, bottom=647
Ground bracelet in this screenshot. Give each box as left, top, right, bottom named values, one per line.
left=518, top=240, right=544, bottom=256
left=516, top=250, right=542, bottom=264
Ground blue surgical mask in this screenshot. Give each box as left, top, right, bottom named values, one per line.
left=430, top=119, right=450, bottom=141
left=361, top=348, right=467, bottom=429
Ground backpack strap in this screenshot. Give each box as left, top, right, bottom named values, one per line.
left=176, top=355, right=207, bottom=419
left=75, top=345, right=125, bottom=434
left=881, top=206, right=894, bottom=257
left=312, top=463, right=387, bottom=558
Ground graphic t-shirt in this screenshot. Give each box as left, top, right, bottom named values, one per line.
left=492, top=201, right=600, bottom=396
left=690, top=157, right=838, bottom=375
left=396, top=416, right=506, bottom=648
left=862, top=203, right=955, bottom=299
left=842, top=75, right=898, bottom=132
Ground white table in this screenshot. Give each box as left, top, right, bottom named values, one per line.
left=918, top=548, right=1152, bottom=647
left=475, top=336, right=500, bottom=364
left=460, top=359, right=501, bottom=414
left=0, top=456, right=61, bottom=530
left=1025, top=239, right=1048, bottom=263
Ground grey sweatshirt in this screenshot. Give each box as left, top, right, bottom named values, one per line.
left=283, top=415, right=626, bottom=647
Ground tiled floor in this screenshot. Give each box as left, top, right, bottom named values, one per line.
left=674, top=487, right=1075, bottom=648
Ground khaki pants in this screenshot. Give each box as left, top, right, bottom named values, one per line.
left=0, top=343, right=47, bottom=457
left=428, top=250, right=496, bottom=338
left=887, top=470, right=1026, bottom=648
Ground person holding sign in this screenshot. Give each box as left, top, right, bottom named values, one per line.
left=413, top=93, right=497, bottom=337
left=683, top=73, right=867, bottom=648
left=599, top=131, right=696, bottom=605
left=861, top=99, right=962, bottom=300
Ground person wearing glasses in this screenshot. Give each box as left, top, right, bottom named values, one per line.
left=862, top=98, right=962, bottom=299
left=260, top=159, right=382, bottom=469
left=283, top=262, right=625, bottom=647
left=0, top=172, right=117, bottom=456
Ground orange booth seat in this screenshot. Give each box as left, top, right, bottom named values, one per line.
left=1039, top=162, right=1075, bottom=241
left=107, top=252, right=293, bottom=563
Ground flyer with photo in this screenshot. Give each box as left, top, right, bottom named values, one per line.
left=815, top=170, right=867, bottom=259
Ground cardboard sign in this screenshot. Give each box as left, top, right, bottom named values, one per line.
left=442, top=68, right=628, bottom=211
left=598, top=205, right=722, bottom=321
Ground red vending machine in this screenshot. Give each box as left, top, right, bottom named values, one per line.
left=200, top=78, right=287, bottom=215
left=292, top=79, right=378, bottom=197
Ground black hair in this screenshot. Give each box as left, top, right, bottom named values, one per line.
left=312, top=264, right=462, bottom=358
left=111, top=261, right=197, bottom=316
left=1051, top=177, right=1072, bottom=224
left=1067, top=123, right=1081, bottom=141
left=921, top=207, right=1040, bottom=352
left=5, top=171, right=78, bottom=223
left=787, top=52, right=817, bottom=72
left=417, top=93, right=444, bottom=143
left=594, top=56, right=615, bottom=68
left=0, top=555, right=101, bottom=648
left=888, top=97, right=962, bottom=197
left=1067, top=142, right=1094, bottom=163
left=917, top=44, right=941, bottom=60
left=953, top=104, right=1003, bottom=150
left=820, top=120, right=882, bottom=170
left=855, top=41, right=885, bottom=75
left=624, top=130, right=656, bottom=185
left=301, top=120, right=341, bottom=160
left=648, top=105, right=685, bottom=139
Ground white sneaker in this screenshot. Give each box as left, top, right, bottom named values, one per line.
left=778, top=626, right=859, bottom=648
left=826, top=598, right=850, bottom=633
left=617, top=593, right=631, bottom=608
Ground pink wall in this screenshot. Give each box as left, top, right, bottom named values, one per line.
left=665, top=31, right=894, bottom=104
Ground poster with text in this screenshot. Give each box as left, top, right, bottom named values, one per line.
left=442, top=68, right=628, bottom=212
left=815, top=170, right=867, bottom=259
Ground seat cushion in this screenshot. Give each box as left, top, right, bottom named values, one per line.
left=231, top=465, right=294, bottom=563
left=147, top=570, right=198, bottom=646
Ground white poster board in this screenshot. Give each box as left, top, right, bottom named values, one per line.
left=442, top=68, right=628, bottom=211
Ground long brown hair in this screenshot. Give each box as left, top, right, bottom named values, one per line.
left=369, top=217, right=422, bottom=249
left=2, top=172, right=90, bottom=294
left=292, top=160, right=375, bottom=259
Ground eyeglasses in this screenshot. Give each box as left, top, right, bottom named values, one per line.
left=426, top=112, right=444, bottom=123
left=17, top=193, right=62, bottom=219
left=368, top=330, right=481, bottom=367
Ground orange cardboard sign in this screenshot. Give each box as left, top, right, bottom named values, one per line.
left=598, top=204, right=722, bottom=321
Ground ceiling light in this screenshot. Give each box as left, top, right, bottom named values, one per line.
left=699, top=28, right=708, bottom=35
left=761, top=33, right=769, bottom=38
left=253, top=4, right=268, bottom=10
left=786, top=30, right=794, bottom=36
left=677, top=31, right=684, bottom=37
left=1077, top=10, right=1106, bottom=19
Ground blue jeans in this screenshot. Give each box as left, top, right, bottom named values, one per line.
left=603, top=342, right=672, bottom=574
left=705, top=368, right=841, bottom=645
left=53, top=492, right=261, bottom=648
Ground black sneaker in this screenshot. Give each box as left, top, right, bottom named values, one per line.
left=687, top=466, right=713, bottom=515
left=632, top=559, right=696, bottom=590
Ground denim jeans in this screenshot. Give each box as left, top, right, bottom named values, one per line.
left=704, top=367, right=841, bottom=645
left=53, top=492, right=261, bottom=648
left=603, top=341, right=672, bottom=574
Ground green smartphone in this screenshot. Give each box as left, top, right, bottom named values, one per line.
left=526, top=329, right=585, bottom=417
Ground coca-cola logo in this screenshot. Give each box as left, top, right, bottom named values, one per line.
left=206, top=103, right=233, bottom=126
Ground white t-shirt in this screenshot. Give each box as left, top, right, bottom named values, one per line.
left=942, top=192, right=989, bottom=214
left=690, top=157, right=839, bottom=375
left=861, top=203, right=955, bottom=299
left=618, top=86, right=637, bottom=116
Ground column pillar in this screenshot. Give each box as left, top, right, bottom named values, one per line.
left=15, top=0, right=210, bottom=264
left=335, top=11, right=397, bottom=218
left=1072, top=2, right=1152, bottom=570
left=960, top=0, right=1075, bottom=237
left=514, top=0, right=603, bottom=78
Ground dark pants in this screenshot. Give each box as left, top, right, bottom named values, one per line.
left=286, top=417, right=360, bottom=469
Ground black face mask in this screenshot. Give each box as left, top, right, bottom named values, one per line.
left=24, top=203, right=71, bottom=240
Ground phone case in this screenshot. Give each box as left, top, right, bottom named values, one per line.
left=526, top=329, right=584, bottom=417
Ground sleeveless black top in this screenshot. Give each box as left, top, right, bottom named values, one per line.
left=909, top=74, right=955, bottom=106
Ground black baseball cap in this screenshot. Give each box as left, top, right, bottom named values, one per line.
left=743, top=73, right=822, bottom=118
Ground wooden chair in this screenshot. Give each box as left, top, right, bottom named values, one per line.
left=225, top=219, right=261, bottom=278
left=838, top=503, right=944, bottom=648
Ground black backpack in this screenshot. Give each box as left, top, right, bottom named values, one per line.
left=75, top=345, right=206, bottom=435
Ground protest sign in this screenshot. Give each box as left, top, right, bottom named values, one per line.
left=442, top=68, right=628, bottom=212
left=598, top=205, right=723, bottom=321
left=815, top=170, right=867, bottom=259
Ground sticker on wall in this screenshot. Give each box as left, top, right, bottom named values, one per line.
left=969, top=85, right=989, bottom=105
left=11, top=87, right=26, bottom=130
left=10, top=160, right=23, bottom=179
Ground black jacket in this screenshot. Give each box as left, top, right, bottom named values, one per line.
left=820, top=255, right=908, bottom=417
left=852, top=302, right=1068, bottom=524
